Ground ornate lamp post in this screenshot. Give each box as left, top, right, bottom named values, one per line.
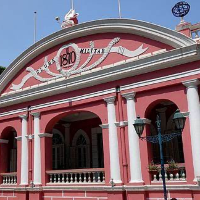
left=133, top=109, right=186, bottom=200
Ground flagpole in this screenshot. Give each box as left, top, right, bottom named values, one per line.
left=71, top=0, right=74, bottom=10
left=34, top=11, right=37, bottom=44
left=118, top=0, right=122, bottom=18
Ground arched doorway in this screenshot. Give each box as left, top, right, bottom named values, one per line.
left=46, top=111, right=105, bottom=184
left=146, top=100, right=184, bottom=164
left=0, top=127, right=18, bottom=184
left=145, top=100, right=186, bottom=181
left=49, top=111, right=104, bottom=170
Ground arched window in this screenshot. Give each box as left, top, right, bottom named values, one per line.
left=9, top=131, right=17, bottom=172
left=52, top=130, right=65, bottom=170
left=76, top=135, right=87, bottom=168
left=72, top=129, right=90, bottom=169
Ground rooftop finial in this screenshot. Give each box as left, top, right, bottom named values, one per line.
left=60, top=0, right=79, bottom=29
left=172, top=1, right=190, bottom=24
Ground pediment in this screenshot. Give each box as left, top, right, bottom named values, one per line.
left=0, top=19, right=196, bottom=99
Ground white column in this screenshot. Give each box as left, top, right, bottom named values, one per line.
left=104, top=96, right=121, bottom=183
left=122, top=92, right=143, bottom=183
left=32, top=112, right=42, bottom=185
left=19, top=114, right=29, bottom=185
left=183, top=79, right=200, bottom=180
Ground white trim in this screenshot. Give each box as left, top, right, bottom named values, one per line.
left=0, top=44, right=199, bottom=108
left=121, top=66, right=200, bottom=91
left=30, top=88, right=116, bottom=111
left=0, top=108, right=27, bottom=118
left=25, top=135, right=34, bottom=140
left=115, top=121, right=128, bottom=127
left=38, top=133, right=53, bottom=138
left=99, top=124, right=109, bottom=129
left=0, top=19, right=195, bottom=96
left=1, top=63, right=200, bottom=118
left=15, top=136, right=22, bottom=141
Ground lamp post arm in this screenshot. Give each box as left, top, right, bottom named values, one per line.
left=141, top=132, right=182, bottom=143
left=156, top=115, right=167, bottom=200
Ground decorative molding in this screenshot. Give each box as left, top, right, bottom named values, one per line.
left=0, top=108, right=27, bottom=118
left=104, top=96, right=116, bottom=104
left=115, top=121, right=128, bottom=127
left=182, top=79, right=200, bottom=88
left=19, top=114, right=28, bottom=120
left=25, top=135, right=34, bottom=140
left=120, top=64, right=200, bottom=92
left=0, top=88, right=116, bottom=118
left=15, top=136, right=22, bottom=141
left=38, top=133, right=53, bottom=138
left=31, top=112, right=40, bottom=118
left=10, top=37, right=148, bottom=91
left=0, top=139, right=9, bottom=144
left=122, top=92, right=136, bottom=100
left=183, top=112, right=189, bottom=117
left=0, top=19, right=195, bottom=95
left=99, top=124, right=109, bottom=129
left=30, top=88, right=116, bottom=111
left=0, top=44, right=199, bottom=108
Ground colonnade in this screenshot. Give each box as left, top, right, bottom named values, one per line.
left=17, top=79, right=200, bottom=185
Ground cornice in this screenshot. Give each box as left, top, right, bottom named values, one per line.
left=19, top=114, right=28, bottom=120
left=182, top=79, right=200, bottom=88
left=31, top=112, right=40, bottom=118
left=122, top=92, right=136, bottom=100
left=104, top=96, right=116, bottom=104
left=0, top=43, right=199, bottom=108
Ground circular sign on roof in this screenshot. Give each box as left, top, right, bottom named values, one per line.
left=172, top=1, right=190, bottom=18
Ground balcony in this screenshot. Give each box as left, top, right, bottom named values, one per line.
left=0, top=172, right=17, bottom=185
left=46, top=168, right=105, bottom=184
left=150, top=166, right=186, bottom=182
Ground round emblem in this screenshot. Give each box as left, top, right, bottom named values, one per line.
left=172, top=1, right=190, bottom=18
left=55, top=43, right=81, bottom=77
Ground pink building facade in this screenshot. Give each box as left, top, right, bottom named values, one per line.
left=0, top=19, right=200, bottom=200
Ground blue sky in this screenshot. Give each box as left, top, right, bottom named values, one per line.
left=0, top=0, right=199, bottom=67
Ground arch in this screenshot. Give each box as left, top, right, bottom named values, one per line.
left=52, top=129, right=64, bottom=144
left=0, top=126, right=18, bottom=174
left=145, top=99, right=178, bottom=119
left=44, top=110, right=102, bottom=134
left=0, top=19, right=195, bottom=94
left=144, top=99, right=184, bottom=164
left=72, top=129, right=90, bottom=146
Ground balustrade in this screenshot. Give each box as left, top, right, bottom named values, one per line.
left=151, top=167, right=186, bottom=182
left=46, top=168, right=105, bottom=184
left=0, top=173, right=17, bottom=185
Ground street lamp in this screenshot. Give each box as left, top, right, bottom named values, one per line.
left=133, top=109, right=186, bottom=200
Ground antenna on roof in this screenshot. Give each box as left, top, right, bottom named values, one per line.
left=34, top=11, right=37, bottom=44
left=118, top=0, right=122, bottom=18
left=71, top=0, right=74, bottom=10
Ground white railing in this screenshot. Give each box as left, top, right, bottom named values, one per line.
left=46, top=168, right=105, bottom=184
left=0, top=172, right=17, bottom=185
left=151, top=167, right=186, bottom=182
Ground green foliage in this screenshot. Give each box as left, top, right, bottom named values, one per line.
left=148, top=161, right=159, bottom=171
left=0, top=66, right=6, bottom=75
left=166, top=159, right=179, bottom=170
